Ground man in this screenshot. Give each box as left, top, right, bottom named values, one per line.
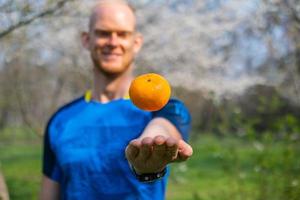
left=40, top=0, right=193, bottom=199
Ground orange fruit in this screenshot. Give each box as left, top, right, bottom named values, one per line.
left=129, top=73, right=171, bottom=111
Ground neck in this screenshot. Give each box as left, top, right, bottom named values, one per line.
left=92, top=67, right=133, bottom=103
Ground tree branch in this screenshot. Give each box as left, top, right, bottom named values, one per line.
left=0, top=0, right=76, bottom=39
left=284, top=0, right=300, bottom=26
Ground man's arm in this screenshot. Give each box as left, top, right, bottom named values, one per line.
left=39, top=175, right=60, bottom=200
left=125, top=117, right=193, bottom=174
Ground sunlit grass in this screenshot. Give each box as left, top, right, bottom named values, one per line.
left=167, top=134, right=300, bottom=200
left=0, top=128, right=42, bottom=200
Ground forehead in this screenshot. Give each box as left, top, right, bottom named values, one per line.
left=90, top=3, right=136, bottom=32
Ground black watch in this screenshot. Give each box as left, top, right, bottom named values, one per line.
left=131, top=166, right=167, bottom=183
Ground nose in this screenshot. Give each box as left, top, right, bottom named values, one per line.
left=107, top=32, right=119, bottom=46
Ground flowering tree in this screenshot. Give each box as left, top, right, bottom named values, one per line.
left=0, top=0, right=299, bottom=132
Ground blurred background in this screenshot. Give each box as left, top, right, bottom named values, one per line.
left=0, top=0, right=300, bottom=199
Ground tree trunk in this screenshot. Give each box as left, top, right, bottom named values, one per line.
left=0, top=170, right=9, bottom=200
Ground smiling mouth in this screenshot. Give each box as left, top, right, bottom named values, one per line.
left=102, top=52, right=122, bottom=56
left=101, top=52, right=122, bottom=60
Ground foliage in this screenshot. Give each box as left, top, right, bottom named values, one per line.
left=174, top=84, right=300, bottom=137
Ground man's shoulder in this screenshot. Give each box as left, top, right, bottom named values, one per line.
left=162, top=98, right=190, bottom=115
left=152, top=97, right=191, bottom=124
left=46, top=95, right=86, bottom=128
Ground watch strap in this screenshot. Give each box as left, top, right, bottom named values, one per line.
left=131, top=166, right=167, bottom=182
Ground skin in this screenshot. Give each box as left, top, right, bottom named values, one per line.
left=40, top=1, right=193, bottom=199
left=126, top=118, right=193, bottom=174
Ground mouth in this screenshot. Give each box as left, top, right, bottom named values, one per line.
left=101, top=52, right=122, bottom=60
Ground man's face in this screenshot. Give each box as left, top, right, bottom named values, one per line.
left=82, top=4, right=142, bottom=76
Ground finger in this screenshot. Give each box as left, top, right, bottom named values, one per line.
left=141, top=137, right=154, bottom=146
left=152, top=135, right=167, bottom=159
left=125, top=143, right=140, bottom=163
left=127, top=138, right=142, bottom=149
left=154, top=135, right=166, bottom=145
left=177, top=140, right=193, bottom=161
left=177, top=153, right=189, bottom=161
left=138, top=137, right=153, bottom=161
left=165, top=137, right=179, bottom=162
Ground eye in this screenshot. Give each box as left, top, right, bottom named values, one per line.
left=95, top=30, right=112, bottom=38
left=117, top=31, right=132, bottom=39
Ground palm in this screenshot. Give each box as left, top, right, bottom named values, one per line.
left=125, top=135, right=193, bottom=174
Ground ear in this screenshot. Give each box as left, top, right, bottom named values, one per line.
left=81, top=31, right=90, bottom=50
left=133, top=32, right=143, bottom=54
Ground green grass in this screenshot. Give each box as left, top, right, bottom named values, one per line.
left=0, top=128, right=300, bottom=200
left=166, top=134, right=300, bottom=200
left=0, top=128, right=42, bottom=200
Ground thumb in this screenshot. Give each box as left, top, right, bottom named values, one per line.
left=177, top=140, right=193, bottom=161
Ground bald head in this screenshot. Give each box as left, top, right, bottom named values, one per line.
left=81, top=0, right=143, bottom=77
left=88, top=0, right=136, bottom=32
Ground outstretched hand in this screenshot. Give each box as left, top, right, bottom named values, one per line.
left=125, top=135, right=193, bottom=174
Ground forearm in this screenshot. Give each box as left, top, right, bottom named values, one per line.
left=39, top=176, right=60, bottom=200
left=139, top=117, right=182, bottom=140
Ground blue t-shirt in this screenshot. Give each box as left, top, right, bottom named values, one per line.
left=43, top=96, right=191, bottom=200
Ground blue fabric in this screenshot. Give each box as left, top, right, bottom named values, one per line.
left=152, top=98, right=191, bottom=142
left=43, top=96, right=191, bottom=200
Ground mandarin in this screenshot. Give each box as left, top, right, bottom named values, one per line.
left=129, top=73, right=171, bottom=111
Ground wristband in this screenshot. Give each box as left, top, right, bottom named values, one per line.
left=131, top=166, right=167, bottom=183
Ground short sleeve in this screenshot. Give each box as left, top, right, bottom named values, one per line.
left=42, top=122, right=62, bottom=183
left=152, top=98, right=191, bottom=141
